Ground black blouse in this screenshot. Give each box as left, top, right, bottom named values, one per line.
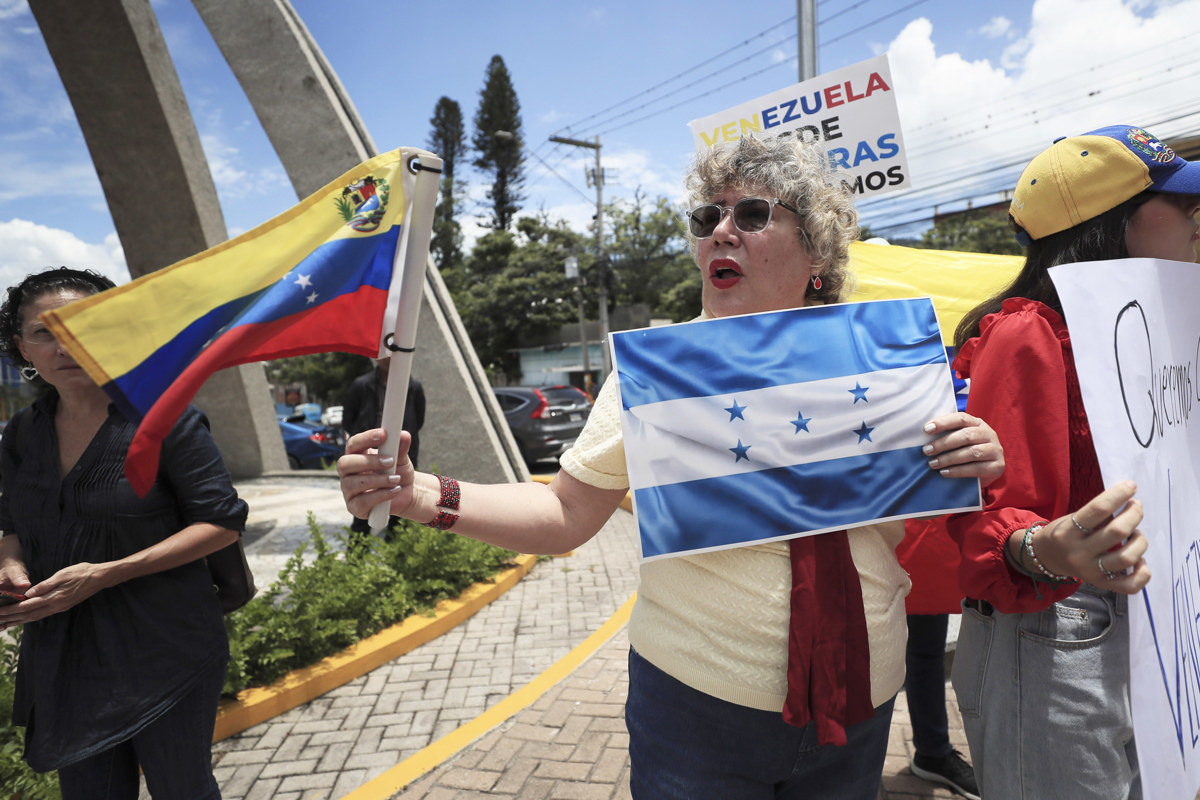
left=0, top=392, right=248, bottom=771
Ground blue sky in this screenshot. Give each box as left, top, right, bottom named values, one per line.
left=2, top=0, right=1199, bottom=288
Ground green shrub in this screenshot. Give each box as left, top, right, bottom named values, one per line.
left=0, top=630, right=61, bottom=800
left=223, top=513, right=516, bottom=695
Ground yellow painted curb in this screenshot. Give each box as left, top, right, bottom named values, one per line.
left=212, top=552, right=541, bottom=742
left=340, top=592, right=637, bottom=800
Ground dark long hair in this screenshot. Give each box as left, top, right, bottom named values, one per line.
left=953, top=192, right=1155, bottom=349
left=0, top=267, right=116, bottom=371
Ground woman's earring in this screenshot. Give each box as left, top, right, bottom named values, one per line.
left=811, top=275, right=823, bottom=291
left=19, top=365, right=38, bottom=381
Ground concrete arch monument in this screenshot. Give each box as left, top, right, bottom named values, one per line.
left=29, top=0, right=524, bottom=485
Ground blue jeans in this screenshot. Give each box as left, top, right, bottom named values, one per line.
left=905, top=613, right=952, bottom=758
left=626, top=647, right=895, bottom=799
left=56, top=663, right=225, bottom=800
left=951, top=586, right=1140, bottom=799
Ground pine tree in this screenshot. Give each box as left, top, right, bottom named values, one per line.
left=427, top=96, right=467, bottom=271
left=472, top=55, right=525, bottom=231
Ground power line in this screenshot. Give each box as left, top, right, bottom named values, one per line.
left=820, top=0, right=930, bottom=47
left=566, top=32, right=797, bottom=137
left=529, top=2, right=1200, bottom=237
left=820, top=0, right=888, bottom=26
left=554, top=14, right=797, bottom=137
left=553, top=1, right=920, bottom=143
left=863, top=105, right=1200, bottom=235
left=560, top=0, right=933, bottom=145
left=524, top=146, right=596, bottom=205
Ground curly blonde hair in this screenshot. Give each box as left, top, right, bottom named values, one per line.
left=685, top=135, right=859, bottom=304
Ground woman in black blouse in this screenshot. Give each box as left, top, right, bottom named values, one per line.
left=0, top=268, right=248, bottom=799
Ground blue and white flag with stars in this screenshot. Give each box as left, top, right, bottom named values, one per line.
left=610, top=297, right=981, bottom=561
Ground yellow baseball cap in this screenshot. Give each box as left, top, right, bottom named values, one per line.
left=1010, top=125, right=1200, bottom=245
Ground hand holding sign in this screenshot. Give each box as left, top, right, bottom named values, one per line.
left=1013, top=479, right=1151, bottom=591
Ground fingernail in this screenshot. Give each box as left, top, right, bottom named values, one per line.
left=922, top=444, right=934, bottom=455
left=379, top=456, right=395, bottom=467
left=927, top=458, right=939, bottom=468
left=923, top=421, right=936, bottom=433
left=940, top=468, right=952, bottom=477
left=387, top=474, right=401, bottom=485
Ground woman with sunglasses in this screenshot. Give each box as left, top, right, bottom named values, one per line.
left=946, top=125, right=1200, bottom=799
left=338, top=134, right=1004, bottom=798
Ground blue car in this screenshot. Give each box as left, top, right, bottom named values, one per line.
left=278, top=415, right=344, bottom=470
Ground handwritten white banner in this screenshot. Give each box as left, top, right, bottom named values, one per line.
left=687, top=54, right=909, bottom=199
left=1052, top=257, right=1200, bottom=800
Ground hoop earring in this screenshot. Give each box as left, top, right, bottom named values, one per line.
left=811, top=275, right=823, bottom=291
left=19, top=365, right=38, bottom=381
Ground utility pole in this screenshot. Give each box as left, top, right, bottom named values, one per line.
left=549, top=134, right=610, bottom=380
left=797, top=0, right=817, bottom=82
left=564, top=255, right=590, bottom=383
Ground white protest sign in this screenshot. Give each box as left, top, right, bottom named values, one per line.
left=1051, top=257, right=1200, bottom=800
left=687, top=54, right=909, bottom=199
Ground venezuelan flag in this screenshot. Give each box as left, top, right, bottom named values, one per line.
left=847, top=239, right=1022, bottom=345
left=43, top=147, right=424, bottom=495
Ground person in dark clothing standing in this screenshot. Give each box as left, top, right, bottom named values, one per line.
left=342, top=357, right=424, bottom=534
left=0, top=267, right=247, bottom=798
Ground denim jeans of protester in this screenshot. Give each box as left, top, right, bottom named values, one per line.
left=56, top=662, right=226, bottom=800
left=951, top=585, right=1140, bottom=799
left=905, top=613, right=953, bottom=758
left=626, top=647, right=894, bottom=799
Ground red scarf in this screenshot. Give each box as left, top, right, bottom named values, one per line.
left=783, top=531, right=875, bottom=745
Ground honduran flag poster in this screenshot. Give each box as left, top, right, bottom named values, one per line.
left=610, top=298, right=981, bottom=561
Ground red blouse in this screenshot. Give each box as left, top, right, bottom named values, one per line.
left=946, top=298, right=1103, bottom=613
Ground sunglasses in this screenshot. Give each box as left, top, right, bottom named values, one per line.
left=685, top=197, right=799, bottom=238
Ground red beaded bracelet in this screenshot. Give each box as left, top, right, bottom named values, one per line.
left=427, top=475, right=461, bottom=530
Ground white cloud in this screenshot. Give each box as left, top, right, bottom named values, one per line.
left=602, top=148, right=664, bottom=192
left=0, top=1, right=28, bottom=21
left=0, top=219, right=130, bottom=291
left=199, top=132, right=289, bottom=199
left=0, top=150, right=102, bottom=205
left=979, top=16, right=1013, bottom=38
left=859, top=0, right=1200, bottom=234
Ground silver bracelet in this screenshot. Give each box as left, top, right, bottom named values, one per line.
left=1022, top=523, right=1075, bottom=583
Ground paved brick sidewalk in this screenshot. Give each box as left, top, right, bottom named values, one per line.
left=200, top=476, right=974, bottom=800
left=208, top=478, right=640, bottom=800
left=383, top=624, right=970, bottom=800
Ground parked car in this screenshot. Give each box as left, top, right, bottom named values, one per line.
left=278, top=414, right=344, bottom=470
left=321, top=405, right=343, bottom=428
left=492, top=385, right=592, bottom=467
left=292, top=402, right=323, bottom=423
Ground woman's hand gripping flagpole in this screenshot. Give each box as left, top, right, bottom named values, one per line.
left=367, top=151, right=443, bottom=532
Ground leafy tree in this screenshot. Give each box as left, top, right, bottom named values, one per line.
left=267, top=352, right=373, bottom=408
left=445, top=193, right=702, bottom=380
left=917, top=211, right=1022, bottom=255
left=427, top=97, right=468, bottom=272
left=657, top=270, right=703, bottom=322
left=603, top=190, right=695, bottom=319
left=471, top=55, right=525, bottom=231
left=457, top=216, right=587, bottom=380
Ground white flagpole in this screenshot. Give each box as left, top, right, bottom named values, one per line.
left=368, top=148, right=443, bottom=532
